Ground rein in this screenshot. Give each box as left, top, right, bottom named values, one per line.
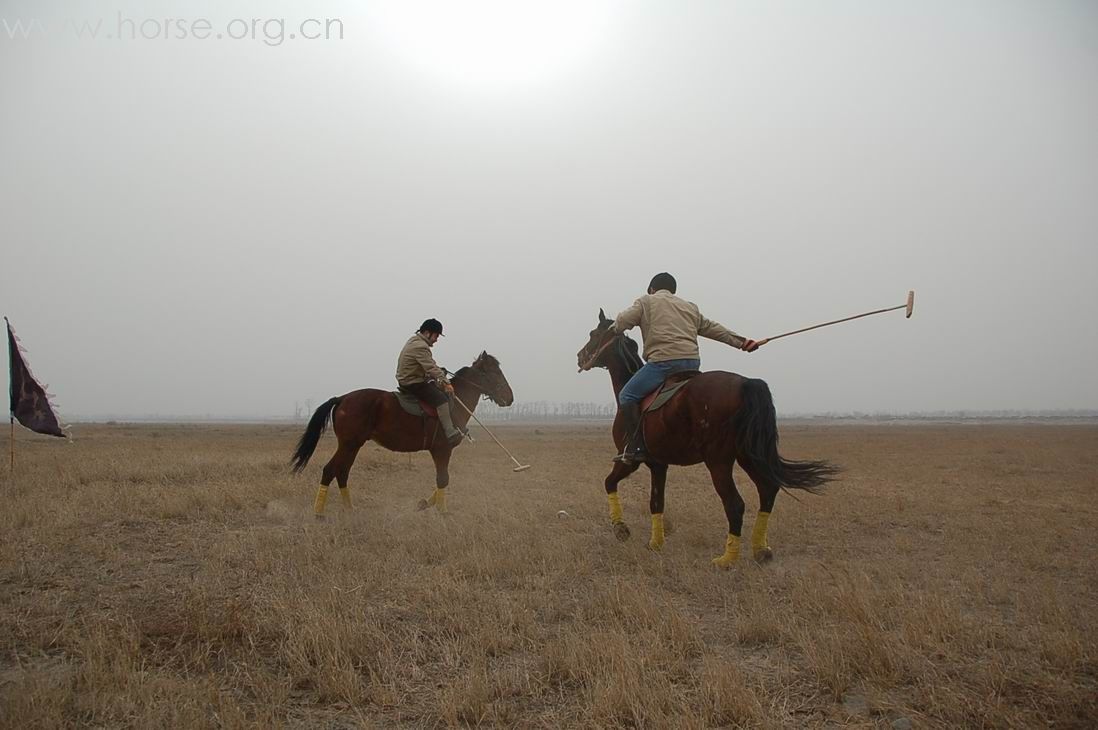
left=444, top=367, right=499, bottom=404
left=579, top=333, right=619, bottom=372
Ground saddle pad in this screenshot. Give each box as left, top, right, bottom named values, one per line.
left=642, top=377, right=694, bottom=413
left=394, top=391, right=438, bottom=418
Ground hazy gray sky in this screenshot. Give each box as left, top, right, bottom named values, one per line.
left=3, top=1, right=1096, bottom=418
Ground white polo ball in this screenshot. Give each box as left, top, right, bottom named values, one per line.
left=556, top=510, right=569, bottom=519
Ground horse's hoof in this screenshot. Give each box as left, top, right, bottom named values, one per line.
left=613, top=522, right=631, bottom=541
left=416, top=499, right=429, bottom=512
left=753, top=547, right=774, bottom=564
left=647, top=541, right=663, bottom=552
left=711, top=555, right=738, bottom=569
left=314, top=514, right=327, bottom=522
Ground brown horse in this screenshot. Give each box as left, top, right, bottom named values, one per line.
left=291, top=351, right=515, bottom=517
left=577, top=309, right=837, bottom=566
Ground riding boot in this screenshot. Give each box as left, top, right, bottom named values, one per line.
left=436, top=402, right=465, bottom=447
left=614, top=402, right=648, bottom=465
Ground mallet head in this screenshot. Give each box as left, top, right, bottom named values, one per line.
left=512, top=464, right=532, bottom=473
left=906, top=290, right=915, bottom=319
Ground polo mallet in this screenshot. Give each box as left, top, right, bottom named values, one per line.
left=450, top=393, right=532, bottom=472
left=756, top=290, right=914, bottom=347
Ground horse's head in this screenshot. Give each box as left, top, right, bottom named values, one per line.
left=464, top=351, right=514, bottom=406
left=577, top=308, right=618, bottom=372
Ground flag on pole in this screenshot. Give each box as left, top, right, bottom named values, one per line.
left=6, top=318, right=67, bottom=438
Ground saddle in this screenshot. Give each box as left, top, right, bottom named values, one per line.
left=393, top=391, right=440, bottom=418
left=641, top=370, right=701, bottom=413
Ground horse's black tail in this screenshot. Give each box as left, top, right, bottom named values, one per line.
left=733, top=378, right=838, bottom=493
left=291, top=397, right=340, bottom=474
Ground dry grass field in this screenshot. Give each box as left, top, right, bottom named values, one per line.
left=1, top=422, right=1096, bottom=728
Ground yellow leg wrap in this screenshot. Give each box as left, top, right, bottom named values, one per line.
left=339, top=487, right=352, bottom=511
left=427, top=488, right=447, bottom=513
left=607, top=492, right=623, bottom=525
left=649, top=513, right=665, bottom=551
left=712, top=533, right=741, bottom=568
left=313, top=486, right=329, bottom=516
left=751, top=512, right=771, bottom=554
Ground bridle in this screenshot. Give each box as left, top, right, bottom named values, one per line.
left=445, top=367, right=507, bottom=405
left=578, top=329, right=619, bottom=372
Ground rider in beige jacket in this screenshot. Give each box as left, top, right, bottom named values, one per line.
left=610, top=273, right=758, bottom=463
left=396, top=319, right=464, bottom=446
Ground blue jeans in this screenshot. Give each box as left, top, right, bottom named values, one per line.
left=619, top=359, right=701, bottom=405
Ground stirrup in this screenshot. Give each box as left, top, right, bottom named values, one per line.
left=613, top=448, right=648, bottom=465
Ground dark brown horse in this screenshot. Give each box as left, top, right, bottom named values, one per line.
left=291, top=351, right=514, bottom=517
left=577, top=310, right=837, bottom=566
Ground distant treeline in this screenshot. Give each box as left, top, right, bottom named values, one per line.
left=71, top=407, right=1098, bottom=425
left=474, top=405, right=1098, bottom=423
left=475, top=401, right=617, bottom=421
left=797, top=409, right=1098, bottom=421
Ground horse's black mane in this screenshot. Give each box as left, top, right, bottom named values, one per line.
left=616, top=335, right=643, bottom=375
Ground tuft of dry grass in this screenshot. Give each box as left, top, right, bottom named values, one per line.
left=1, top=423, right=1096, bottom=728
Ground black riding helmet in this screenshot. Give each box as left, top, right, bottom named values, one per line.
left=418, top=318, right=444, bottom=336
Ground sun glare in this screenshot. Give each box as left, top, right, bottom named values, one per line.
left=370, top=1, right=622, bottom=90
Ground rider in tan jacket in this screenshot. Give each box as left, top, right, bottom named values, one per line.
left=610, top=273, right=758, bottom=464
left=396, top=319, right=464, bottom=446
